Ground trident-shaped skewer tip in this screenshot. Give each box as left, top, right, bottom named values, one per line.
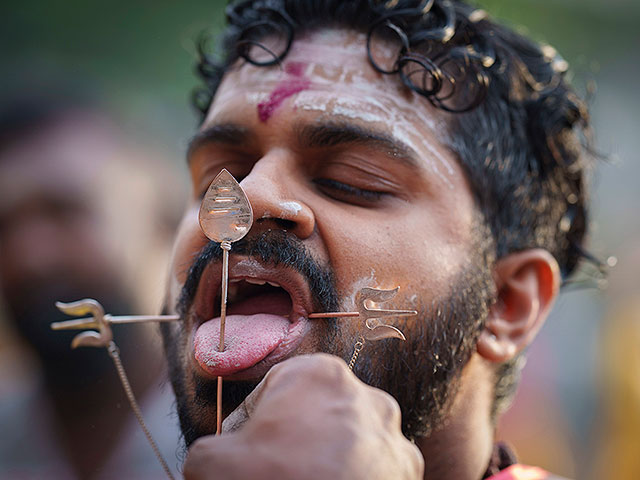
left=356, top=286, right=416, bottom=341
left=54, top=299, right=112, bottom=349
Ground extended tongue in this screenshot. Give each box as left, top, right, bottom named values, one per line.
left=194, top=314, right=289, bottom=376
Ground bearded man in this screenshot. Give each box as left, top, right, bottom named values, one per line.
left=160, top=1, right=590, bottom=478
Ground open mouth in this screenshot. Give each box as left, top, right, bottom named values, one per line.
left=224, top=279, right=293, bottom=317
left=191, top=260, right=313, bottom=379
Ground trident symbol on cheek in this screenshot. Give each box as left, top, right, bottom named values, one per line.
left=309, top=286, right=417, bottom=369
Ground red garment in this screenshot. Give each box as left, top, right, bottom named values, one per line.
left=482, top=443, right=565, bottom=479
left=487, top=464, right=553, bottom=479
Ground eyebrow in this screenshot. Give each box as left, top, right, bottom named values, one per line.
left=186, top=123, right=251, bottom=163
left=296, top=122, right=421, bottom=169
left=187, top=121, right=422, bottom=169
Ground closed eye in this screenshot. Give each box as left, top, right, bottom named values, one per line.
left=313, top=178, right=387, bottom=204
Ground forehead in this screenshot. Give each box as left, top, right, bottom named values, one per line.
left=205, top=29, right=461, bottom=187
left=210, top=29, right=445, bottom=126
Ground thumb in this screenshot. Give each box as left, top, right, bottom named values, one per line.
left=221, top=369, right=270, bottom=433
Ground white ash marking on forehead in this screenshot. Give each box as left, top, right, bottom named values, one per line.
left=293, top=92, right=329, bottom=112
left=392, top=125, right=454, bottom=190
left=245, top=92, right=270, bottom=105
left=332, top=105, right=386, bottom=124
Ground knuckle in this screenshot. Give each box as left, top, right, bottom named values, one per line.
left=371, top=387, right=402, bottom=422
left=271, top=353, right=349, bottom=384
left=183, top=439, right=212, bottom=477
left=408, top=442, right=426, bottom=476
left=186, top=437, right=215, bottom=461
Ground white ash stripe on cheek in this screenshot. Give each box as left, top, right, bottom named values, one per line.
left=342, top=270, right=378, bottom=312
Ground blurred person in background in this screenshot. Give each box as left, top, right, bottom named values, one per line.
left=592, top=244, right=640, bottom=480
left=0, top=88, right=182, bottom=479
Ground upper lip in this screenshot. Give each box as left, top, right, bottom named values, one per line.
left=190, top=255, right=317, bottom=324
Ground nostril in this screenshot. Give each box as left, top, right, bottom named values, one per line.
left=275, top=218, right=296, bottom=230
left=256, top=217, right=296, bottom=230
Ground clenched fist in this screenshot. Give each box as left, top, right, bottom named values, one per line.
left=184, top=353, right=424, bottom=480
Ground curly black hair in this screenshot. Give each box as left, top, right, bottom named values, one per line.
left=192, top=0, right=593, bottom=419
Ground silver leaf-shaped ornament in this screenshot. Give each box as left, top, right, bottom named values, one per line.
left=199, top=169, right=253, bottom=243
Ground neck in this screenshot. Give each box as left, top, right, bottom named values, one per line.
left=415, top=354, right=495, bottom=480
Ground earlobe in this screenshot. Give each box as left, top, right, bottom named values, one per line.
left=477, top=249, right=560, bottom=363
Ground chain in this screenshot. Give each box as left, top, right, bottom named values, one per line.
left=107, top=342, right=175, bottom=480
left=347, top=336, right=366, bottom=370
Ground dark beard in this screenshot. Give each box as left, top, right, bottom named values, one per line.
left=162, top=228, right=495, bottom=447
left=351, top=261, right=495, bottom=439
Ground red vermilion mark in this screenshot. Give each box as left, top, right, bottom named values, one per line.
left=284, top=61, right=305, bottom=76
left=257, top=62, right=310, bottom=122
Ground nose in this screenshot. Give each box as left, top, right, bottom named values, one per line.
left=239, top=156, right=315, bottom=240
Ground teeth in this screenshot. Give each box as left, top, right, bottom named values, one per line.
left=267, top=281, right=281, bottom=288
left=245, top=278, right=267, bottom=286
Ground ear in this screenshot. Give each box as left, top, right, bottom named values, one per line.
left=477, top=249, right=560, bottom=363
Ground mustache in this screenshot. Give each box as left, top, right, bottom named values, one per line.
left=176, top=229, right=340, bottom=317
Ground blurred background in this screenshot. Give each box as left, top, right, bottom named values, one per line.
left=0, top=0, right=638, bottom=478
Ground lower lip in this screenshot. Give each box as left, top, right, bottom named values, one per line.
left=192, top=313, right=309, bottom=380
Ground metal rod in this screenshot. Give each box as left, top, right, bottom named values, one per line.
left=51, top=315, right=179, bottom=331
left=217, top=242, right=231, bottom=435
left=216, top=377, right=223, bottom=435
left=110, top=315, right=179, bottom=324
left=53, top=309, right=388, bottom=331
left=308, top=312, right=360, bottom=319
left=220, top=246, right=230, bottom=353
left=51, top=318, right=98, bottom=330
left=108, top=342, right=175, bottom=480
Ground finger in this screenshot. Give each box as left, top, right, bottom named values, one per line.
left=222, top=354, right=353, bottom=433
left=184, top=436, right=221, bottom=479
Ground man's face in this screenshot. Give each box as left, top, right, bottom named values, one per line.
left=164, top=29, right=492, bottom=443
left=0, top=118, right=129, bottom=364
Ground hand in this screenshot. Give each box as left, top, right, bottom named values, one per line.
left=183, top=353, right=424, bottom=480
